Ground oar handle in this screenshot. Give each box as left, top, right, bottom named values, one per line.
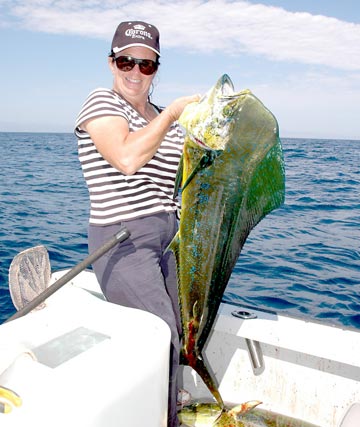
left=5, top=226, right=130, bottom=323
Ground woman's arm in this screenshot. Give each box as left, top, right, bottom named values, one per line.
left=82, top=94, right=199, bottom=175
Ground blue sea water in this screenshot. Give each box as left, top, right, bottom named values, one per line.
left=0, top=132, right=359, bottom=327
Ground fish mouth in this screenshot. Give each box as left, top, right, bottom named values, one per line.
left=198, top=74, right=235, bottom=105
left=180, top=74, right=245, bottom=151
left=218, top=74, right=235, bottom=97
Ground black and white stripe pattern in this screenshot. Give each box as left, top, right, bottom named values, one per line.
left=75, top=88, right=183, bottom=225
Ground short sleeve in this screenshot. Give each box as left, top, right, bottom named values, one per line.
left=75, top=88, right=129, bottom=132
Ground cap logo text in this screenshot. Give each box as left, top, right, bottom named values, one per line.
left=125, top=28, right=153, bottom=40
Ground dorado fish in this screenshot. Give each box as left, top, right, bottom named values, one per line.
left=178, top=401, right=261, bottom=427
left=169, top=75, right=285, bottom=407
left=178, top=402, right=319, bottom=427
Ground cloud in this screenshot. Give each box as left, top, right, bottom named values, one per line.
left=2, top=0, right=360, bottom=71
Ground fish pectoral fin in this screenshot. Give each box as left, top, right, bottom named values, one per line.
left=213, top=409, right=225, bottom=425
left=173, top=154, right=184, bottom=199
left=181, top=150, right=222, bottom=193
left=228, top=400, right=262, bottom=418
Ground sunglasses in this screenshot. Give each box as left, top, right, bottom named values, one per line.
left=114, top=56, right=159, bottom=75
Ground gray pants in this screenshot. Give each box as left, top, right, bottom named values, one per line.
left=88, top=212, right=181, bottom=427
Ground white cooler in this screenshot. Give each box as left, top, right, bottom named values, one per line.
left=0, top=279, right=171, bottom=427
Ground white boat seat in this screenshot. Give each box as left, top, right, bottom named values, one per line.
left=340, top=403, right=360, bottom=427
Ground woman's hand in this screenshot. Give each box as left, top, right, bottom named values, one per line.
left=165, top=94, right=201, bottom=122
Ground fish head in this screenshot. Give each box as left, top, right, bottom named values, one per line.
left=179, top=74, right=250, bottom=152
left=178, top=402, right=223, bottom=426
left=178, top=401, right=262, bottom=427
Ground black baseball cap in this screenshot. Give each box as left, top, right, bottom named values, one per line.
left=110, top=21, right=160, bottom=58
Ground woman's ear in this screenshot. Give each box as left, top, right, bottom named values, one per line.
left=108, top=57, right=116, bottom=74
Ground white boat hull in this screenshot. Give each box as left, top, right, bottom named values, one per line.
left=181, top=303, right=360, bottom=426
left=1, top=269, right=360, bottom=426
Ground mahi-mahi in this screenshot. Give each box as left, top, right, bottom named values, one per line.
left=169, top=74, right=285, bottom=407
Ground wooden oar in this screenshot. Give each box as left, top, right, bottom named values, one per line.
left=5, top=226, right=130, bottom=323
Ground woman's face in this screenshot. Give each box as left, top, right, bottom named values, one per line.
left=109, top=46, right=158, bottom=102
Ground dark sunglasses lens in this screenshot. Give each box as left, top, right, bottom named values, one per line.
left=115, top=57, right=135, bottom=71
left=139, top=60, right=158, bottom=75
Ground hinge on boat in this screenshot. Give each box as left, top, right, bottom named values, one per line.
left=231, top=310, right=265, bottom=375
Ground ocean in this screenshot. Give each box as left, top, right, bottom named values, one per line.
left=0, top=132, right=359, bottom=327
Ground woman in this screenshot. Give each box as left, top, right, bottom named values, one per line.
left=74, top=21, right=199, bottom=427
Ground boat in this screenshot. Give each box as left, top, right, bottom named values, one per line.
left=1, top=267, right=360, bottom=426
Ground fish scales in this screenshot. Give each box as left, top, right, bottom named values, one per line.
left=169, top=74, right=285, bottom=408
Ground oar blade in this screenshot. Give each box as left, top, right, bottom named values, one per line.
left=8, top=245, right=51, bottom=311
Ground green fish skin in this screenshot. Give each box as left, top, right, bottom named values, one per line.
left=178, top=401, right=260, bottom=427
left=169, top=75, right=285, bottom=407
left=178, top=402, right=320, bottom=427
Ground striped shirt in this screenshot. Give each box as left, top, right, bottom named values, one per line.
left=75, top=88, right=184, bottom=226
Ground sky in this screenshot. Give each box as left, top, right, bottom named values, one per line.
left=0, top=0, right=359, bottom=139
